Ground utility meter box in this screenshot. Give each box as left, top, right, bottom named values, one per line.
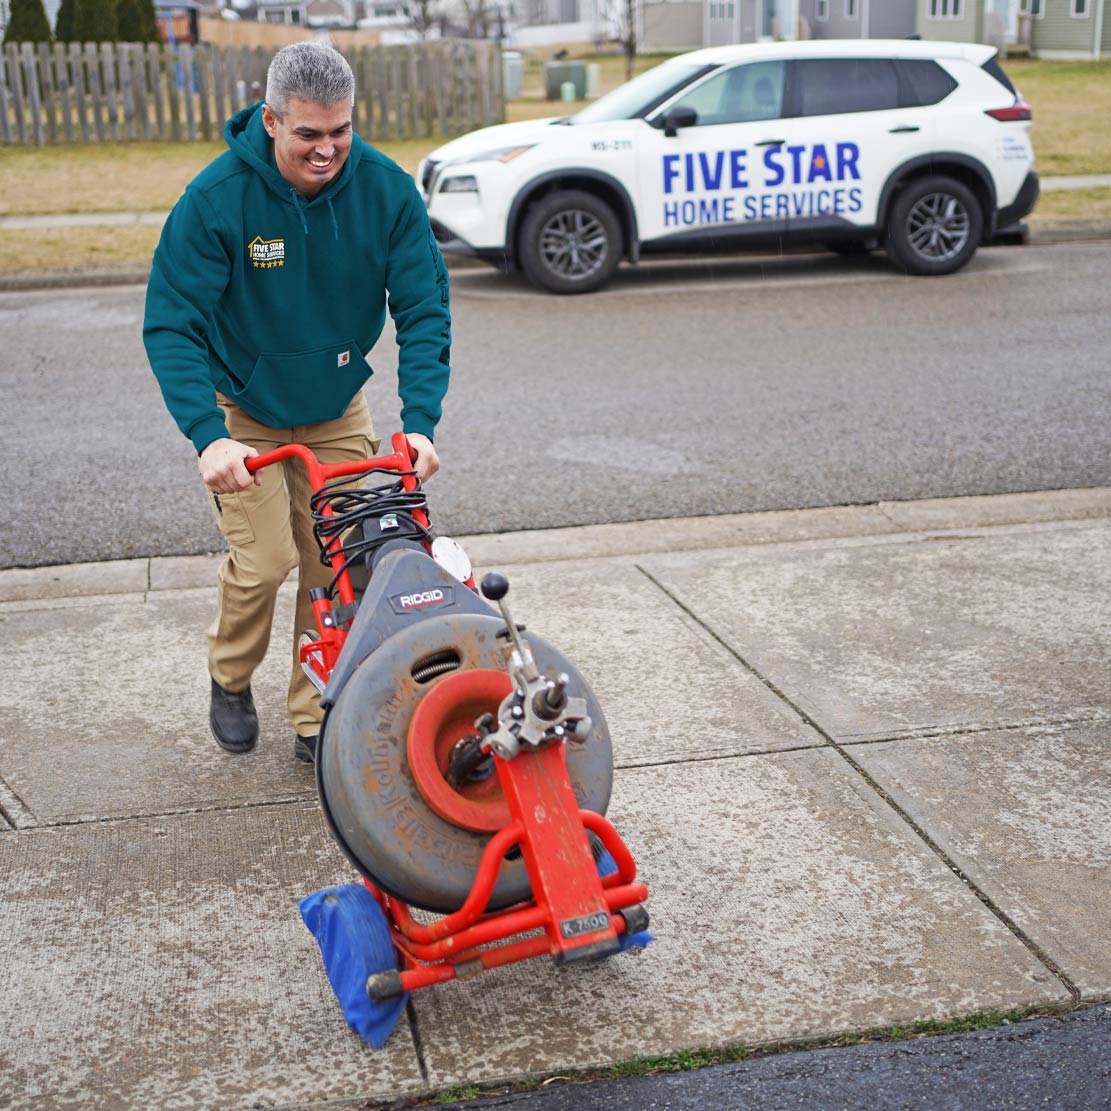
left=543, top=60, right=586, bottom=100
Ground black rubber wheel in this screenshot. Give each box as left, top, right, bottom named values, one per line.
left=885, top=175, right=983, bottom=276
left=518, top=189, right=623, bottom=294
left=316, top=614, right=613, bottom=914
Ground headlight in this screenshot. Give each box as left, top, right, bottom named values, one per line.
left=440, top=175, right=479, bottom=194
left=459, top=145, right=535, bottom=164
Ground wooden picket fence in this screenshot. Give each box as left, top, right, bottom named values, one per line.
left=0, top=39, right=504, bottom=145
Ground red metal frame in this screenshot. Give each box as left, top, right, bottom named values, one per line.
left=247, top=434, right=648, bottom=995
left=247, top=433, right=438, bottom=688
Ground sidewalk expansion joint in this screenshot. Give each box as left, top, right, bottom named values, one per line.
left=19, top=792, right=317, bottom=832
left=823, top=743, right=1083, bottom=1006
left=635, top=563, right=1084, bottom=1006
left=837, top=712, right=1111, bottom=748
left=615, top=741, right=830, bottom=772
left=0, top=777, right=36, bottom=830
left=635, top=565, right=828, bottom=736
left=406, top=997, right=431, bottom=1084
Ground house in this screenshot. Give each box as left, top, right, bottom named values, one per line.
left=508, top=0, right=606, bottom=47
left=1015, top=0, right=1109, bottom=58
left=799, top=0, right=916, bottom=39
left=639, top=0, right=1106, bottom=58
left=255, top=0, right=357, bottom=25
left=638, top=0, right=914, bottom=54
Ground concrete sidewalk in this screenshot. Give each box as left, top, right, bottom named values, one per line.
left=2, top=487, right=1110, bottom=1109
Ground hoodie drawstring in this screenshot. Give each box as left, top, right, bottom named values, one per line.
left=288, top=188, right=338, bottom=241
left=289, top=188, right=309, bottom=236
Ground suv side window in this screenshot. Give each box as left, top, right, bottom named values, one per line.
left=668, top=60, right=786, bottom=127
left=900, top=59, right=958, bottom=106
left=796, top=58, right=900, bottom=116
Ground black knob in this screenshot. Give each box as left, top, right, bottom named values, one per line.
left=481, top=572, right=509, bottom=601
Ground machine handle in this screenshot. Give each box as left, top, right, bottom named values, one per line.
left=244, top=432, right=425, bottom=608
left=245, top=431, right=417, bottom=492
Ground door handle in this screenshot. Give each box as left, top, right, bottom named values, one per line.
left=755, top=139, right=785, bottom=146
left=889, top=125, right=920, bottom=133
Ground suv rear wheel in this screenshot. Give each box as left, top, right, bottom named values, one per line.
left=885, top=175, right=983, bottom=276
left=519, top=190, right=622, bottom=294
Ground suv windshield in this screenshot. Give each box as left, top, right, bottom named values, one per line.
left=571, top=60, right=720, bottom=124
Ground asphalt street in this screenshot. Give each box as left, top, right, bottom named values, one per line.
left=428, top=1005, right=1111, bottom=1111
left=1, top=239, right=1109, bottom=569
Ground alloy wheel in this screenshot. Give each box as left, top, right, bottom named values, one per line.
left=539, top=209, right=610, bottom=281
left=905, top=192, right=971, bottom=264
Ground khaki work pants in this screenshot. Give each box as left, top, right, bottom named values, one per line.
left=207, top=390, right=379, bottom=737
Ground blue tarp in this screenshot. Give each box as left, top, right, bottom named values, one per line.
left=299, top=885, right=408, bottom=1049
left=302, top=854, right=650, bottom=1049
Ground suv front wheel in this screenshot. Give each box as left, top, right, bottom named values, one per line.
left=885, top=175, right=983, bottom=277
left=518, top=190, right=623, bottom=294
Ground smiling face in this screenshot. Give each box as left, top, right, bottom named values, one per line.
left=261, top=97, right=353, bottom=199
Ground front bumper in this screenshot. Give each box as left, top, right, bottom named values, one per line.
left=429, top=220, right=512, bottom=271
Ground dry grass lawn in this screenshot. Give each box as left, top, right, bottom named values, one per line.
left=1001, top=59, right=1111, bottom=176
left=0, top=225, right=162, bottom=273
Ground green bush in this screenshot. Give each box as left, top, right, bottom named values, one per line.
left=116, top=0, right=159, bottom=41
left=54, top=0, right=76, bottom=41
left=73, top=0, right=120, bottom=43
left=3, top=0, right=53, bottom=43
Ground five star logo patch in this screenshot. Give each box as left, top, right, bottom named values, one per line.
left=248, top=235, right=285, bottom=270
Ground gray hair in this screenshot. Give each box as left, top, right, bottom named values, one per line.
left=265, top=42, right=355, bottom=117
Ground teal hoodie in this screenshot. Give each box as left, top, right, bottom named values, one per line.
left=143, top=103, right=451, bottom=454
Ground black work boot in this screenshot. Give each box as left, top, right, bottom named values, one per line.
left=294, top=734, right=318, bottom=763
left=209, top=678, right=259, bottom=753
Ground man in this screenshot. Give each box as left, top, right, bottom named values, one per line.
left=143, top=42, right=451, bottom=764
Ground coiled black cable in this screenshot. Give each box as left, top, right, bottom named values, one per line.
left=310, top=468, right=433, bottom=598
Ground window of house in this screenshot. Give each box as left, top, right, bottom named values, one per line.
left=797, top=58, right=901, bottom=115
left=668, top=61, right=786, bottom=126
left=929, top=0, right=963, bottom=16
left=1020, top=0, right=1043, bottom=16
left=816, top=0, right=828, bottom=18
left=1072, top=0, right=1089, bottom=16
left=846, top=0, right=857, bottom=16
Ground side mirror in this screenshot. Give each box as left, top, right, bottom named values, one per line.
left=662, top=106, right=697, bottom=137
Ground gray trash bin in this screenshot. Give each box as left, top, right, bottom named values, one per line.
left=543, top=60, right=586, bottom=101
left=502, top=51, right=523, bottom=99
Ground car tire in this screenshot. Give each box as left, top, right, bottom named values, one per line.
left=885, top=175, right=983, bottom=276
left=518, top=190, right=623, bottom=294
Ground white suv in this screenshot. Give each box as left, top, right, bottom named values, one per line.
left=418, top=40, right=1038, bottom=294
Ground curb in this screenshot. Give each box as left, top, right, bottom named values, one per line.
left=1, top=221, right=1109, bottom=293
left=3, top=485, right=1110, bottom=605
left=0, top=254, right=491, bottom=293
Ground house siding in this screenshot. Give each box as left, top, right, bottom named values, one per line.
left=870, top=1, right=918, bottom=36
left=640, top=0, right=704, bottom=50
left=740, top=0, right=758, bottom=38
left=1032, top=0, right=1099, bottom=51
left=917, top=0, right=979, bottom=41
left=800, top=0, right=865, bottom=37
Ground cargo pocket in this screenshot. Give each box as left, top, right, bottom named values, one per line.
left=209, top=490, right=255, bottom=548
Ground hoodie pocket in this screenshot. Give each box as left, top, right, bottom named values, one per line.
left=232, top=340, right=372, bottom=428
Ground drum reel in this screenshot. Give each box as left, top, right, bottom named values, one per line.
left=316, top=613, right=613, bottom=914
